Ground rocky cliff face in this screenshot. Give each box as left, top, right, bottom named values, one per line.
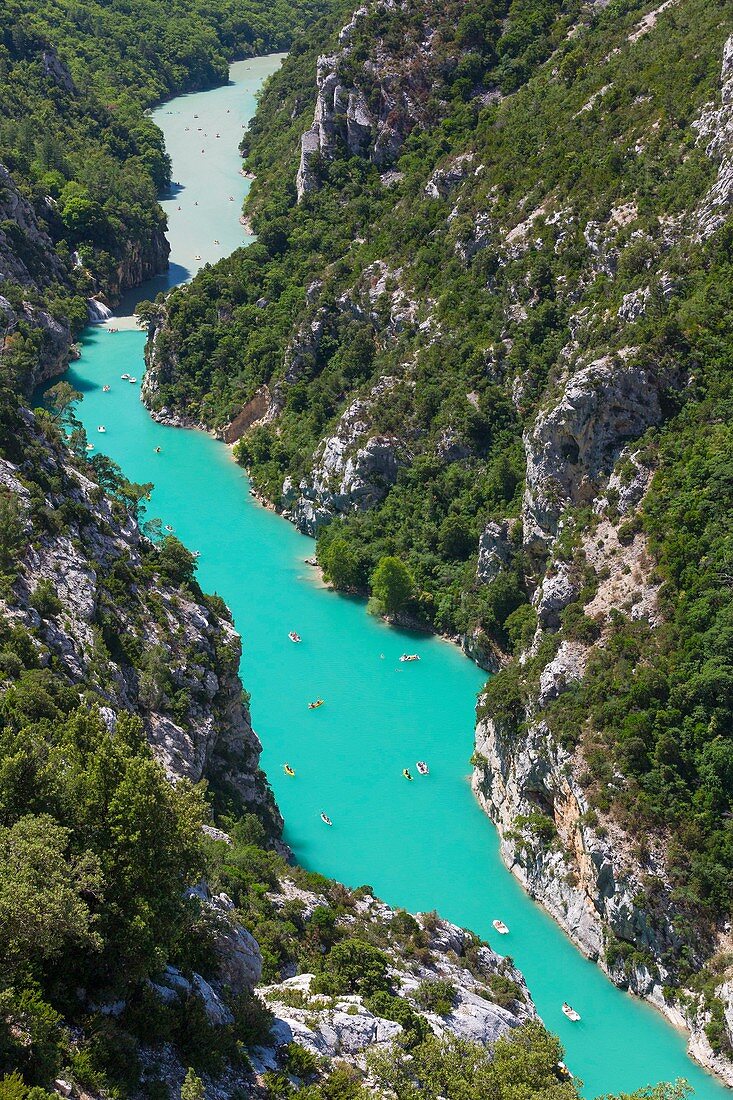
left=471, top=704, right=733, bottom=1084
left=257, top=889, right=535, bottom=1063
left=0, top=154, right=169, bottom=394
left=296, top=1, right=451, bottom=200
left=0, top=409, right=280, bottom=833
left=135, top=865, right=539, bottom=1099
left=0, top=163, right=74, bottom=389
left=283, top=376, right=410, bottom=534
left=465, top=35, right=733, bottom=1080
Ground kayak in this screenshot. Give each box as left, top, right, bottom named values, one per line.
left=283, top=764, right=295, bottom=777
left=492, top=919, right=509, bottom=935
left=402, top=768, right=413, bottom=781
left=320, top=812, right=333, bottom=826
left=308, top=699, right=324, bottom=709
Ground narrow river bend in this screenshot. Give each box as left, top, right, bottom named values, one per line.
left=60, top=56, right=726, bottom=1100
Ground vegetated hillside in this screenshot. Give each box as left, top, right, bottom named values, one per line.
left=0, top=6, right=656, bottom=1097
left=0, top=388, right=588, bottom=1100
left=141, top=0, right=733, bottom=1080
left=0, top=0, right=333, bottom=396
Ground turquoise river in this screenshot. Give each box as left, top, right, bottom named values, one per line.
left=58, top=55, right=727, bottom=1100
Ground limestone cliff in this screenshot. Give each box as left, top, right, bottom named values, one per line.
left=0, top=409, right=280, bottom=834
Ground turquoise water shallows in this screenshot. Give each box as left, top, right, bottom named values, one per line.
left=62, top=58, right=727, bottom=1100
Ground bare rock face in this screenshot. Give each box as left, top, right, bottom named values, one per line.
left=188, top=885, right=263, bottom=995
left=472, top=714, right=681, bottom=978
left=522, top=353, right=684, bottom=556
left=476, top=520, right=514, bottom=584
left=693, top=35, right=733, bottom=239
left=471, top=706, right=733, bottom=1082
left=534, top=563, right=578, bottom=629
left=295, top=3, right=448, bottom=200
left=425, top=153, right=475, bottom=200
left=42, top=48, right=76, bottom=93
left=220, top=385, right=282, bottom=444
left=283, top=377, right=409, bottom=534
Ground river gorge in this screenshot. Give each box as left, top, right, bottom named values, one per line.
left=57, top=55, right=728, bottom=1100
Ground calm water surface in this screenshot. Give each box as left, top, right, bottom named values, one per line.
left=60, top=57, right=726, bottom=1100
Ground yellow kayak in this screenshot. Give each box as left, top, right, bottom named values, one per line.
left=283, top=764, right=295, bottom=777
left=308, top=699, right=324, bottom=709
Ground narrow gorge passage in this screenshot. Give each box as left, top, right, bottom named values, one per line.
left=62, top=57, right=727, bottom=1100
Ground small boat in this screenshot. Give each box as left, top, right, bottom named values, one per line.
left=154, top=447, right=161, bottom=454
left=320, top=812, right=333, bottom=826
left=194, top=255, right=201, bottom=260
left=121, top=373, right=130, bottom=380
left=416, top=761, right=429, bottom=775
left=86, top=443, right=94, bottom=451
left=283, top=763, right=295, bottom=777
left=557, top=1063, right=574, bottom=1080
left=192, top=551, right=201, bottom=558
left=308, top=699, right=324, bottom=710
left=102, top=385, right=110, bottom=392
left=164, top=524, right=174, bottom=533
left=562, top=1003, right=581, bottom=1022
left=492, top=919, right=509, bottom=935
left=213, top=239, right=220, bottom=245
left=399, top=654, right=420, bottom=663
left=129, top=377, right=137, bottom=384
left=97, top=425, right=106, bottom=433
left=288, top=631, right=302, bottom=643
left=402, top=768, right=413, bottom=781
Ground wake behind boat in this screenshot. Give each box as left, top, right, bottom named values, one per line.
left=562, top=1003, right=581, bottom=1022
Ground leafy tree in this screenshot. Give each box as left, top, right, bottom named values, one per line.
left=42, top=382, right=81, bottom=426
left=180, top=1068, right=204, bottom=1100
left=312, top=939, right=390, bottom=997
left=320, top=536, right=362, bottom=589
left=0, top=815, right=102, bottom=978
left=370, top=557, right=414, bottom=615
